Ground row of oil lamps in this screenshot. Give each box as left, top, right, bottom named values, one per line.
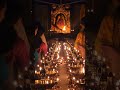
left=63, top=42, right=85, bottom=90
left=34, top=41, right=62, bottom=88
left=34, top=41, right=85, bottom=89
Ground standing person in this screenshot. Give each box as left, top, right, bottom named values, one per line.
left=95, top=0, right=120, bottom=86
left=74, top=23, right=85, bottom=59
left=31, top=20, right=48, bottom=63
left=0, top=0, right=30, bottom=89
left=0, top=25, right=29, bottom=90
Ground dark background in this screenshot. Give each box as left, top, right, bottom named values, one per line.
left=14, top=0, right=110, bottom=42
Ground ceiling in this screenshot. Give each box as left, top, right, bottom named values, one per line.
left=34, top=0, right=87, bottom=4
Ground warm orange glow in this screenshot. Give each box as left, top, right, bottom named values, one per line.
left=82, top=67, right=85, bottom=74
left=80, top=67, right=85, bottom=74
left=51, top=5, right=71, bottom=33
left=63, top=26, right=66, bottom=31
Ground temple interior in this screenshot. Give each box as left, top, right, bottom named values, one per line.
left=0, top=0, right=120, bottom=90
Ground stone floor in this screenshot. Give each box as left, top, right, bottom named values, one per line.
left=58, top=63, right=68, bottom=90
left=57, top=41, right=69, bottom=90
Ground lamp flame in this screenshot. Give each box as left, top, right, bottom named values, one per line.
left=63, top=26, right=66, bottom=31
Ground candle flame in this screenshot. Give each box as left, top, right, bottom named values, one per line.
left=63, top=26, right=66, bottom=31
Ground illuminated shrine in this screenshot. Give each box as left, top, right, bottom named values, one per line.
left=1, top=0, right=120, bottom=90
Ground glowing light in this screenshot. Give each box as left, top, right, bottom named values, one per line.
left=50, top=29, right=53, bottom=31
left=74, top=47, right=76, bottom=50
left=35, top=80, right=39, bottom=84
left=37, top=65, right=39, bottom=67
left=74, top=59, right=76, bottom=61
left=35, top=70, right=37, bottom=73
left=76, top=49, right=77, bottom=52
left=68, top=64, right=70, bottom=66
left=56, top=78, right=59, bottom=81
left=72, top=77, right=75, bottom=80
left=81, top=67, right=85, bottom=74
left=42, top=57, right=45, bottom=59
left=67, top=47, right=71, bottom=51
left=46, top=81, right=49, bottom=84
left=64, top=47, right=66, bottom=50
left=81, top=57, right=84, bottom=59
left=39, top=67, right=42, bottom=71
left=83, top=59, right=85, bottom=64
left=40, top=60, right=43, bottom=63
left=63, top=26, right=66, bottom=31
left=76, top=80, right=79, bottom=83
left=57, top=55, right=59, bottom=59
